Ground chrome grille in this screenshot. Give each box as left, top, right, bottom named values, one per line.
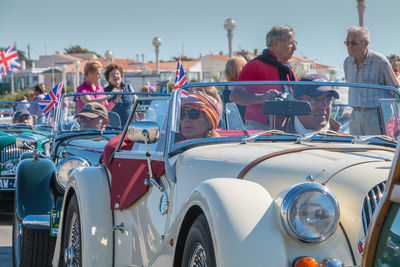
left=0, top=143, right=31, bottom=162
left=362, top=181, right=386, bottom=234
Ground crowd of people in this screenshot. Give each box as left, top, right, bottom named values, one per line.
left=10, top=24, right=400, bottom=137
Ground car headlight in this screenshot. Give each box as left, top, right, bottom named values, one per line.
left=280, top=183, right=340, bottom=244
left=55, top=156, right=89, bottom=191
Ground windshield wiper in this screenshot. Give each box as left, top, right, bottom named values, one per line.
left=241, top=129, right=299, bottom=144
left=298, top=130, right=354, bottom=142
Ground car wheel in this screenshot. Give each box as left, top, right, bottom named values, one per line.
left=12, top=213, right=56, bottom=267
left=182, top=214, right=216, bottom=267
left=63, top=195, right=81, bottom=267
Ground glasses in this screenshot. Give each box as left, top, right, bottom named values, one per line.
left=308, top=96, right=334, bottom=106
left=180, top=109, right=201, bottom=120
left=344, top=40, right=364, bottom=46
left=278, top=39, right=298, bottom=47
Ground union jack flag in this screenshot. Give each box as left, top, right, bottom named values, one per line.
left=0, top=43, right=21, bottom=78
left=174, top=58, right=187, bottom=90
left=174, top=58, right=189, bottom=97
left=39, top=82, right=63, bottom=118
left=147, top=80, right=156, bottom=92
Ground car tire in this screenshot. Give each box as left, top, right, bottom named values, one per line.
left=62, top=195, right=82, bottom=267
left=12, top=213, right=55, bottom=267
left=182, top=214, right=216, bottom=267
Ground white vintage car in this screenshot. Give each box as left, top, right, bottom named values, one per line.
left=51, top=81, right=400, bottom=267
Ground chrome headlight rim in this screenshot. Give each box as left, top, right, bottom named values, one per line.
left=280, top=183, right=340, bottom=244
left=55, top=156, right=89, bottom=192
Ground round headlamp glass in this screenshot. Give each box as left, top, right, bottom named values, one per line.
left=281, top=183, right=339, bottom=243
left=55, top=157, right=89, bottom=191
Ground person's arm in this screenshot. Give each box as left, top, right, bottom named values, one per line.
left=229, top=86, right=279, bottom=106
left=79, top=94, right=111, bottom=104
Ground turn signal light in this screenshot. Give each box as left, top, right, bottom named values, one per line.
left=293, top=256, right=319, bottom=267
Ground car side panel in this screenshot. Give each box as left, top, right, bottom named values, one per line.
left=15, top=158, right=55, bottom=221
left=156, top=178, right=355, bottom=267
left=52, top=166, right=113, bottom=267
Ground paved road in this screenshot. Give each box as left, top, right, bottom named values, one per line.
left=0, top=213, right=12, bottom=267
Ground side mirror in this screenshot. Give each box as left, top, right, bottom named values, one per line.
left=127, top=121, right=160, bottom=144
left=16, top=135, right=38, bottom=150
left=263, top=99, right=312, bottom=116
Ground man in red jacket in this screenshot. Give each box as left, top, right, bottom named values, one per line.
left=230, top=25, right=297, bottom=130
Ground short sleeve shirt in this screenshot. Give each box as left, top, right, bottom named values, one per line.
left=76, top=80, right=106, bottom=110
left=344, top=49, right=399, bottom=107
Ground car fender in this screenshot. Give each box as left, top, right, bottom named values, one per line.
left=52, top=165, right=113, bottom=267
left=181, top=178, right=288, bottom=267
left=15, top=157, right=55, bottom=221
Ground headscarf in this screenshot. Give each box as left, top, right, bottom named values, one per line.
left=181, top=91, right=222, bottom=130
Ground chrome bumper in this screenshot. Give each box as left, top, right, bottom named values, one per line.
left=22, top=214, right=50, bottom=230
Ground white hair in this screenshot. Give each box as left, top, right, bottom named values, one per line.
left=266, top=25, right=294, bottom=48
left=347, top=26, right=370, bottom=42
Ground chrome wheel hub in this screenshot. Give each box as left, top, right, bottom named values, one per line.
left=189, top=243, right=207, bottom=267
left=64, top=212, right=80, bottom=267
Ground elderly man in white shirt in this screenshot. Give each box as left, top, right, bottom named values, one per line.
left=344, top=26, right=399, bottom=135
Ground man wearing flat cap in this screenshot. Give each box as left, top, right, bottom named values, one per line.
left=13, top=110, right=34, bottom=126
left=75, top=102, right=109, bottom=130
left=283, top=74, right=341, bottom=134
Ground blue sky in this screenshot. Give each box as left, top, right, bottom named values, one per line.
left=1, top=0, right=398, bottom=78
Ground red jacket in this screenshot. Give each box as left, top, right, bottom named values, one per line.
left=237, top=53, right=296, bottom=127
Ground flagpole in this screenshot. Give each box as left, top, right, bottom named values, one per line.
left=11, top=73, right=14, bottom=94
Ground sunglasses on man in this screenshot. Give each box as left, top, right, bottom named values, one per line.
left=344, top=40, right=365, bottom=46
left=180, top=109, right=201, bottom=120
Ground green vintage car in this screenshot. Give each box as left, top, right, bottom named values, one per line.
left=0, top=102, right=51, bottom=212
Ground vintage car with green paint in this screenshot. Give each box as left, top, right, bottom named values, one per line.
left=0, top=101, right=50, bottom=212
left=11, top=92, right=135, bottom=267
left=45, top=81, right=400, bottom=267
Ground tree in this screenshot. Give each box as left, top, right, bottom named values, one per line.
left=171, top=56, right=196, bottom=61
left=64, top=45, right=101, bottom=58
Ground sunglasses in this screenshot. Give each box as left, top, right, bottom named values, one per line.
left=180, top=109, right=201, bottom=120
left=344, top=40, right=364, bottom=46
left=278, top=39, right=298, bottom=47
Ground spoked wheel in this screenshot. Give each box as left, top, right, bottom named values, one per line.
left=182, top=214, right=216, bottom=267
left=63, top=195, right=81, bottom=267
left=12, top=212, right=56, bottom=267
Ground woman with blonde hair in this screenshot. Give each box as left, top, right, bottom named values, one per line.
left=76, top=60, right=118, bottom=112
left=222, top=56, right=247, bottom=119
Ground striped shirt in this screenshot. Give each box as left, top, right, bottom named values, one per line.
left=344, top=49, right=399, bottom=107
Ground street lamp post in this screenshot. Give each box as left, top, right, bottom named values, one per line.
left=152, top=37, right=162, bottom=74
left=74, top=60, right=80, bottom=89
left=62, top=64, right=67, bottom=88
left=357, top=0, right=366, bottom=27
left=105, top=50, right=113, bottom=65
left=224, top=18, right=236, bottom=58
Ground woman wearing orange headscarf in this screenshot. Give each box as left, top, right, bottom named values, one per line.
left=179, top=87, right=223, bottom=140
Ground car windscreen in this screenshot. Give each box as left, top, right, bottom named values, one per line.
left=172, top=82, right=400, bottom=145
left=56, top=92, right=138, bottom=133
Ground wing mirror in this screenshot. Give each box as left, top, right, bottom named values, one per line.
left=127, top=121, right=160, bottom=144
left=263, top=99, right=312, bottom=116
left=16, top=135, right=38, bottom=150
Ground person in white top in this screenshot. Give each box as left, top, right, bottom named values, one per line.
left=282, top=74, right=340, bottom=135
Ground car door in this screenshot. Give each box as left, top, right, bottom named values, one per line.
left=109, top=97, right=172, bottom=267
left=362, top=145, right=400, bottom=266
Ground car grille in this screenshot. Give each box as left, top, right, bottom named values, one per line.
left=0, top=143, right=31, bottom=163
left=362, top=181, right=386, bottom=234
